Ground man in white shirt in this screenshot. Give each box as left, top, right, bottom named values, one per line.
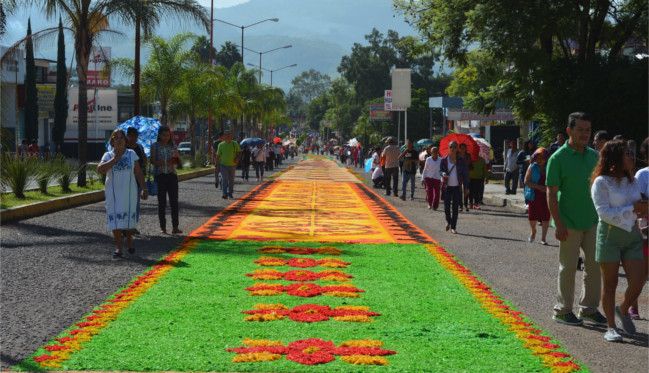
left=504, top=140, right=519, bottom=194
left=421, top=147, right=442, bottom=210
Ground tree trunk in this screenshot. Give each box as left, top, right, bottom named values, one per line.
left=133, top=16, right=141, bottom=116
left=76, top=34, right=91, bottom=187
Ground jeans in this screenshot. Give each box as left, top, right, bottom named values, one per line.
left=424, top=178, right=441, bottom=209
left=401, top=171, right=416, bottom=198
left=155, top=173, right=179, bottom=230
left=254, top=161, right=265, bottom=180
left=241, top=163, right=250, bottom=180
left=444, top=186, right=461, bottom=229
left=468, top=179, right=484, bottom=205
left=220, top=165, right=236, bottom=197
left=505, top=170, right=519, bottom=193
left=384, top=167, right=399, bottom=195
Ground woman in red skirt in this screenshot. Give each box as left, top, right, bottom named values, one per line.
left=524, top=148, right=551, bottom=245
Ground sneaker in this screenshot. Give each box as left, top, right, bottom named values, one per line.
left=615, top=306, right=636, bottom=334
left=451, top=229, right=457, bottom=234
left=127, top=247, right=135, bottom=255
left=603, top=328, right=623, bottom=342
left=445, top=224, right=451, bottom=231
left=629, top=307, right=640, bottom=320
left=112, top=250, right=123, bottom=259
left=579, top=310, right=607, bottom=326
left=400, top=195, right=406, bottom=201
left=222, top=195, right=228, bottom=199
left=553, top=312, right=583, bottom=326
left=540, top=240, right=548, bottom=246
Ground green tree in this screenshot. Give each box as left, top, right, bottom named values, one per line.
left=306, top=93, right=330, bottom=131
left=0, top=0, right=16, bottom=36
left=215, top=41, right=242, bottom=69
left=289, top=69, right=331, bottom=104
left=53, top=18, right=67, bottom=151
left=36, top=0, right=134, bottom=186
left=141, top=33, right=196, bottom=126
left=323, top=78, right=360, bottom=139
left=121, top=0, right=208, bottom=116
left=24, top=19, right=38, bottom=142
left=396, top=0, right=648, bottom=142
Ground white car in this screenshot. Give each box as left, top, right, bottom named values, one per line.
left=177, top=142, right=192, bottom=155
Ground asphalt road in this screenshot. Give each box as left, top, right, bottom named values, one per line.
left=1, top=157, right=646, bottom=372
left=0, top=159, right=296, bottom=370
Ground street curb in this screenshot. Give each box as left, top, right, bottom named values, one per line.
left=0, top=168, right=214, bottom=225
left=481, top=195, right=527, bottom=214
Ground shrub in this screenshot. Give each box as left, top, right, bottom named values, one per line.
left=36, top=160, right=57, bottom=194
left=52, top=156, right=79, bottom=193
left=0, top=154, right=38, bottom=199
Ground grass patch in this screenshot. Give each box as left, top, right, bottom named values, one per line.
left=0, top=183, right=104, bottom=210
left=18, top=241, right=562, bottom=372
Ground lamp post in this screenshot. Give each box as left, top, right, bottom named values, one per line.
left=248, top=63, right=297, bottom=86
left=244, top=45, right=292, bottom=82
left=213, top=17, right=279, bottom=65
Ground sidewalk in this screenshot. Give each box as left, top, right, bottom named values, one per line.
left=482, top=183, right=527, bottom=213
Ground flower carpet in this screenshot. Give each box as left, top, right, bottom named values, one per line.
left=16, top=157, right=587, bottom=372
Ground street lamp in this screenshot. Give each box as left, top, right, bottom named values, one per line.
left=213, top=17, right=279, bottom=65
left=248, top=63, right=297, bottom=87
left=245, top=45, right=292, bottom=82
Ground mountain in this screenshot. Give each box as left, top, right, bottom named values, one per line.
left=2, top=0, right=417, bottom=91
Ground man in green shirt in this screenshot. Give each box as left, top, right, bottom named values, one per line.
left=216, top=131, right=241, bottom=199
left=546, top=112, right=606, bottom=327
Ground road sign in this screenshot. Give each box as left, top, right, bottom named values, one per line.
left=391, top=68, right=411, bottom=108
left=369, top=103, right=391, bottom=121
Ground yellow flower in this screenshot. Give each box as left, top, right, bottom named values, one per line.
left=341, top=355, right=388, bottom=365
left=340, top=340, right=383, bottom=348
left=243, top=339, right=284, bottom=347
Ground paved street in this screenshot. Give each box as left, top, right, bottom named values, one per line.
left=1, top=157, right=646, bottom=372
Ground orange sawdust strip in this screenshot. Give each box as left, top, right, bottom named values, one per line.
left=349, top=182, right=434, bottom=244
left=277, top=157, right=360, bottom=183
left=226, top=180, right=397, bottom=243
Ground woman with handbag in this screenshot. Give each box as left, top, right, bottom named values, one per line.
left=150, top=126, right=182, bottom=234
left=98, top=130, right=148, bottom=258
left=524, top=147, right=551, bottom=245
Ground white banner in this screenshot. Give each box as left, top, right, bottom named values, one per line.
left=66, top=88, right=118, bottom=140
left=391, top=68, right=411, bottom=108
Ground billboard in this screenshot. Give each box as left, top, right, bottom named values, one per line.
left=37, top=84, right=56, bottom=120
left=87, top=46, right=111, bottom=88
left=369, top=103, right=391, bottom=121
left=66, top=88, right=118, bottom=140
left=390, top=68, right=411, bottom=108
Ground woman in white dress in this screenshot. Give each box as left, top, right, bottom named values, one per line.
left=98, top=130, right=147, bottom=258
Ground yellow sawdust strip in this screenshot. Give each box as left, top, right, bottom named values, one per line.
left=226, top=180, right=396, bottom=243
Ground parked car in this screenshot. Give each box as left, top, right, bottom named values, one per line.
left=177, top=142, right=192, bottom=155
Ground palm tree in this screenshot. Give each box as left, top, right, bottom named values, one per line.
left=120, top=1, right=208, bottom=116
left=0, top=0, right=16, bottom=36
left=30, top=0, right=144, bottom=186
left=140, top=33, right=196, bottom=126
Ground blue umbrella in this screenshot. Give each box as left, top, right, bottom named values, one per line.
left=415, top=138, right=434, bottom=150
left=108, top=116, right=161, bottom=157
left=240, top=137, right=264, bottom=147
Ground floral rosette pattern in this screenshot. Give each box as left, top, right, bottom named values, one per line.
left=255, top=257, right=351, bottom=268
left=245, top=283, right=364, bottom=298
left=243, top=303, right=381, bottom=322
left=259, top=246, right=343, bottom=256
left=227, top=339, right=396, bottom=366
left=246, top=269, right=353, bottom=282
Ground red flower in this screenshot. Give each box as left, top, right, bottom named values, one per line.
left=283, top=270, right=319, bottom=282
left=285, top=283, right=323, bottom=297
left=287, top=304, right=331, bottom=322
left=287, top=258, right=318, bottom=268
left=286, top=339, right=336, bottom=365
left=33, top=355, right=56, bottom=363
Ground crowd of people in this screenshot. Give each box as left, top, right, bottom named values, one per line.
left=367, top=137, right=488, bottom=234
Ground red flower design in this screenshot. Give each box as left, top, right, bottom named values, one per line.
left=283, top=270, right=320, bottom=282
left=287, top=258, right=318, bottom=268
left=287, top=304, right=331, bottom=322
left=285, top=283, right=323, bottom=297
left=286, top=339, right=336, bottom=365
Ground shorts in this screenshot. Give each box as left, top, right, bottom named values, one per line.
left=596, top=221, right=644, bottom=263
